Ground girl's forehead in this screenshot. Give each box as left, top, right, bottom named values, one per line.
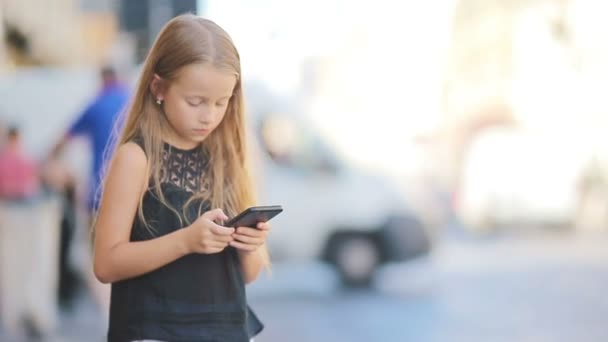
left=173, top=63, right=236, bottom=96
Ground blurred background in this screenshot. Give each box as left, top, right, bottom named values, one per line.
left=1, top=0, right=608, bottom=341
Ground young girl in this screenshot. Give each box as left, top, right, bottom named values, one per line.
left=93, top=14, right=269, bottom=342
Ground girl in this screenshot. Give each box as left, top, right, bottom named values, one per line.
left=93, top=14, right=269, bottom=342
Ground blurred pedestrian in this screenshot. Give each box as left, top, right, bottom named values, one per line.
left=49, top=65, right=130, bottom=319
left=51, top=65, right=130, bottom=211
left=0, top=126, right=40, bottom=199
left=93, top=14, right=269, bottom=342
left=0, top=126, right=61, bottom=340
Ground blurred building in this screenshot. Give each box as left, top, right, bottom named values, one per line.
left=0, top=0, right=198, bottom=71
left=444, top=0, right=608, bottom=148
left=1, top=0, right=118, bottom=68
left=442, top=0, right=580, bottom=187
left=119, top=0, right=199, bottom=62
left=443, top=0, right=608, bottom=230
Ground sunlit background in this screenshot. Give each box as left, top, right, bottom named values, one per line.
left=1, top=0, right=608, bottom=341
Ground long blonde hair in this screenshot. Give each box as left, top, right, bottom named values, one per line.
left=99, top=14, right=266, bottom=263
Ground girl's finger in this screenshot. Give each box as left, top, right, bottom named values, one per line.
left=232, top=234, right=264, bottom=245
left=235, top=227, right=266, bottom=237
left=211, top=234, right=234, bottom=244
left=256, top=222, right=271, bottom=231
left=203, top=208, right=228, bottom=222
left=229, top=240, right=257, bottom=252
left=200, top=241, right=227, bottom=251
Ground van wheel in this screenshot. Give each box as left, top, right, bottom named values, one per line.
left=326, top=233, right=380, bottom=287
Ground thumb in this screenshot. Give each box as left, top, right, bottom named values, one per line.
left=202, top=208, right=229, bottom=222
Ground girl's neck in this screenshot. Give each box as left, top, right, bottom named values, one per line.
left=162, top=124, right=200, bottom=150
left=162, top=129, right=200, bottom=151
left=163, top=140, right=200, bottom=153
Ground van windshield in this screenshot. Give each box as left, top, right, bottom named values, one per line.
left=259, top=116, right=343, bottom=174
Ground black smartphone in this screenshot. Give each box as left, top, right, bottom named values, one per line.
left=225, top=205, right=283, bottom=228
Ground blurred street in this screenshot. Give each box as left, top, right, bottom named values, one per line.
left=4, top=226, right=608, bottom=342
left=253, top=228, right=608, bottom=342
left=3, top=1, right=608, bottom=341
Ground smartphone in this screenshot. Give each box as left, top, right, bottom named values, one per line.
left=225, top=205, right=283, bottom=228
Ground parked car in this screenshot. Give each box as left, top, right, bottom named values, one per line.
left=249, top=110, right=431, bottom=286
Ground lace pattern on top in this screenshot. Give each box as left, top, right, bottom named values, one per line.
left=159, top=144, right=208, bottom=194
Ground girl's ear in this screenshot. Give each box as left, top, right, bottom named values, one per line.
left=149, top=74, right=165, bottom=101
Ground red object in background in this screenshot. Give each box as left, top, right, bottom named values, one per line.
left=0, top=146, right=40, bottom=199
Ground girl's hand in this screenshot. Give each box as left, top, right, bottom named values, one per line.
left=183, top=208, right=235, bottom=254
left=230, top=222, right=271, bottom=253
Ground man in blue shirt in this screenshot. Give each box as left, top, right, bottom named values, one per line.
left=53, top=66, right=130, bottom=211
left=50, top=66, right=129, bottom=317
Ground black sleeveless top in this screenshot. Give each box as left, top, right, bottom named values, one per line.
left=107, top=140, right=263, bottom=342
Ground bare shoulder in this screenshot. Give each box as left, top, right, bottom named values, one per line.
left=115, top=141, right=147, bottom=165
left=106, top=141, right=148, bottom=184
left=94, top=141, right=149, bottom=267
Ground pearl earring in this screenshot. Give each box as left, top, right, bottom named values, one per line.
left=156, top=98, right=162, bottom=105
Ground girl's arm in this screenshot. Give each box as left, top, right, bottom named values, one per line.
left=231, top=222, right=271, bottom=283
left=236, top=248, right=267, bottom=284
left=93, top=142, right=190, bottom=283
left=94, top=142, right=235, bottom=284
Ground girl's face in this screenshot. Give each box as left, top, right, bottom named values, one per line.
left=154, top=63, right=237, bottom=149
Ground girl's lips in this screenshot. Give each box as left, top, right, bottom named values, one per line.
left=193, top=128, right=209, bottom=135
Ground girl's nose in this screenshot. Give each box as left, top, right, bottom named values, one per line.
left=198, top=105, right=212, bottom=122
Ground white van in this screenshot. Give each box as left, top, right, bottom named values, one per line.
left=244, top=82, right=431, bottom=286
left=0, top=68, right=432, bottom=286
